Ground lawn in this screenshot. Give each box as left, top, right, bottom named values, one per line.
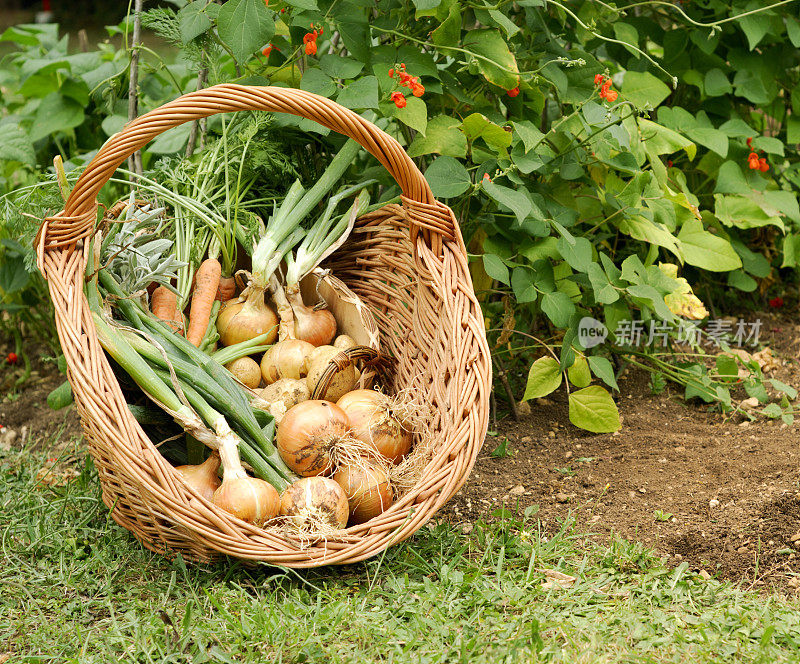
left=4, top=436, right=800, bottom=663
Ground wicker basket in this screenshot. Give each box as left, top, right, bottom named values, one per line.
left=35, top=85, right=492, bottom=567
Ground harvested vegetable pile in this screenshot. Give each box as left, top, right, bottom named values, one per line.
left=84, top=117, right=420, bottom=536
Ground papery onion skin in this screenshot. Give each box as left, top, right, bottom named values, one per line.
left=287, top=288, right=337, bottom=347
left=258, top=379, right=310, bottom=411
left=276, top=400, right=351, bottom=476
left=216, top=288, right=278, bottom=347
left=306, top=346, right=357, bottom=402
left=175, top=453, right=221, bottom=502
left=225, top=356, right=261, bottom=389
left=260, top=339, right=315, bottom=384
left=333, top=463, right=393, bottom=525
left=212, top=476, right=280, bottom=525
left=279, top=476, right=349, bottom=530
left=337, top=390, right=412, bottom=464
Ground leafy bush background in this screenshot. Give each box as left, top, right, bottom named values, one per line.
left=1, top=0, right=799, bottom=428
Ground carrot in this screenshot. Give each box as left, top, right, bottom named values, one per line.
left=216, top=275, right=236, bottom=302
left=151, top=286, right=183, bottom=332
left=187, top=258, right=222, bottom=346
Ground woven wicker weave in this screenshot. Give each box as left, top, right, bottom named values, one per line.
left=36, top=85, right=491, bottom=567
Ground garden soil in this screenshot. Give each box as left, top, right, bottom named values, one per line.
left=4, top=313, right=800, bottom=588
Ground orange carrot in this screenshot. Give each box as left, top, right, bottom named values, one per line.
left=187, top=258, right=222, bottom=346
left=216, top=275, right=236, bottom=302
left=151, top=286, right=183, bottom=332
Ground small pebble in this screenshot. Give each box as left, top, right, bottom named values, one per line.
left=699, top=570, right=711, bottom=581
left=555, top=492, right=570, bottom=503
left=516, top=401, right=532, bottom=417
left=790, top=533, right=800, bottom=543
left=520, top=436, right=532, bottom=443
left=709, top=499, right=720, bottom=509
left=509, top=485, right=525, bottom=496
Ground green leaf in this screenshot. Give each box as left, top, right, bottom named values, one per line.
left=424, top=156, right=471, bottom=198
left=463, top=30, right=519, bottom=90
left=522, top=356, right=563, bottom=401
left=714, top=161, right=750, bottom=194
left=737, top=3, right=770, bottom=50
left=300, top=68, right=336, bottom=97
left=461, top=113, right=512, bottom=154
left=762, top=190, right=800, bottom=224
left=319, top=55, right=363, bottom=79
left=586, top=263, right=619, bottom=304
left=336, top=76, right=379, bottom=109
left=787, top=117, right=800, bottom=144
left=588, top=356, right=619, bottom=391
left=704, top=68, right=732, bottom=97
left=714, top=195, right=784, bottom=231
left=177, top=3, right=212, bottom=42
left=511, top=266, right=538, bottom=303
left=762, top=403, right=782, bottom=419
left=568, top=386, right=620, bottom=433
left=716, top=355, right=739, bottom=382
left=407, top=115, right=467, bottom=158
left=511, top=121, right=545, bottom=153
left=29, top=92, right=84, bottom=141
left=284, top=0, right=318, bottom=8
left=623, top=71, right=671, bottom=110
left=787, top=17, right=800, bottom=48
left=541, top=291, right=575, bottom=328
left=431, top=0, right=461, bottom=48
left=217, top=0, right=275, bottom=63
left=769, top=379, right=798, bottom=400
left=556, top=236, right=592, bottom=272
left=684, top=127, right=728, bottom=157
left=638, top=119, right=696, bottom=160
left=391, top=96, right=427, bottom=134
left=568, top=356, right=591, bottom=388
left=411, top=0, right=441, bottom=11
left=677, top=218, right=742, bottom=272
left=617, top=215, right=682, bottom=259
left=0, top=124, right=36, bottom=166
left=482, top=254, right=510, bottom=285
left=149, top=122, right=193, bottom=154
left=482, top=180, right=531, bottom=224
left=46, top=380, right=73, bottom=411
left=613, top=22, right=639, bottom=57
left=727, top=269, right=757, bottom=292
left=751, top=136, right=784, bottom=156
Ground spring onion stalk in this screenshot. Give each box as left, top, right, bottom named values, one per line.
left=98, top=270, right=291, bottom=478
left=92, top=313, right=220, bottom=451
left=210, top=332, right=273, bottom=365
left=249, top=140, right=362, bottom=290
left=151, top=366, right=289, bottom=489
left=116, top=326, right=291, bottom=479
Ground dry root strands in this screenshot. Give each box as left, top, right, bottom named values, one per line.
left=333, top=462, right=393, bottom=525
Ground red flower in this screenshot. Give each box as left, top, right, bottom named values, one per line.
left=6, top=352, right=18, bottom=365
left=303, top=28, right=321, bottom=56
left=598, top=79, right=617, bottom=102
left=594, top=74, right=605, bottom=86
left=411, top=82, right=425, bottom=97
left=769, top=296, right=784, bottom=308
left=759, top=157, right=769, bottom=172
left=507, top=86, right=520, bottom=97
left=747, top=152, right=760, bottom=170
left=261, top=44, right=274, bottom=57
left=388, top=68, right=395, bottom=78
left=746, top=136, right=753, bottom=147
left=667, top=160, right=673, bottom=168
left=482, top=173, right=491, bottom=182
left=390, top=91, right=407, bottom=108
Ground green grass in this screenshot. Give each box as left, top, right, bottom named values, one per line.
left=3, top=439, right=800, bottom=663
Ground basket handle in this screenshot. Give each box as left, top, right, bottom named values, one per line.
left=41, top=84, right=457, bottom=255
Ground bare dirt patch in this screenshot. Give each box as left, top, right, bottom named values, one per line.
left=441, top=312, right=800, bottom=588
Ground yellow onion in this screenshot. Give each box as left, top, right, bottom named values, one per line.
left=210, top=426, right=280, bottom=525
left=224, top=356, right=261, bottom=389
left=175, top=452, right=221, bottom=501
left=260, top=339, right=315, bottom=384
left=306, top=345, right=357, bottom=402
left=217, top=287, right=278, bottom=347
left=276, top=400, right=351, bottom=476
left=337, top=390, right=413, bottom=464
left=287, top=289, right=337, bottom=347
left=333, top=462, right=393, bottom=525
left=212, top=477, right=279, bottom=525
left=279, top=476, right=349, bottom=530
